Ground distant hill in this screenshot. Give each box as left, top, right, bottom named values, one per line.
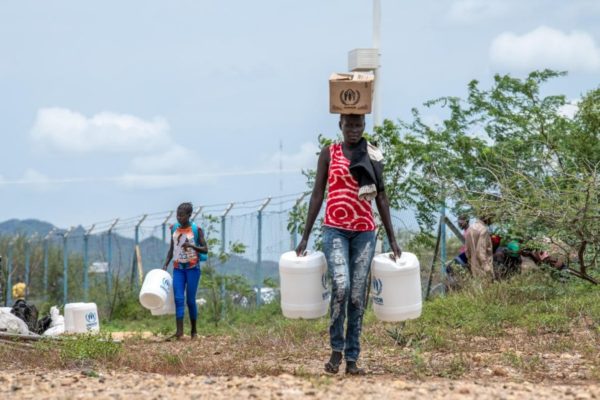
left=0, top=219, right=279, bottom=285
left=0, top=219, right=56, bottom=237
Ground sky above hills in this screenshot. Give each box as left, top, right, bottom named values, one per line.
left=1, top=0, right=599, bottom=229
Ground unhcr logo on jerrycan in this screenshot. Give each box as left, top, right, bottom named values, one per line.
left=85, top=311, right=98, bottom=330
left=372, top=277, right=383, bottom=305
left=160, top=277, right=170, bottom=294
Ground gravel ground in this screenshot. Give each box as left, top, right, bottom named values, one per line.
left=2, top=369, right=598, bottom=400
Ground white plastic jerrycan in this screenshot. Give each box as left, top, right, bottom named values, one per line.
left=371, top=252, right=422, bottom=322
left=139, top=269, right=172, bottom=310
left=64, top=302, right=100, bottom=333
left=279, top=251, right=329, bottom=319
left=150, top=279, right=176, bottom=316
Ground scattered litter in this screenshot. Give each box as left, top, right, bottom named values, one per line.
left=0, top=308, right=29, bottom=335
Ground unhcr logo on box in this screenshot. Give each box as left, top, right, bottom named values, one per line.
left=340, top=88, right=360, bottom=106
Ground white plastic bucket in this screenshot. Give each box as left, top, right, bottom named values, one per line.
left=371, top=252, right=422, bottom=322
left=139, top=269, right=172, bottom=310
left=150, top=279, right=175, bottom=316
left=64, top=302, right=86, bottom=333
left=279, top=251, right=329, bottom=319
left=64, top=302, right=100, bottom=333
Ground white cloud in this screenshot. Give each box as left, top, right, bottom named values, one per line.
left=30, top=107, right=172, bottom=154
left=447, top=0, right=509, bottom=23
left=557, top=100, right=580, bottom=119
left=0, top=169, right=55, bottom=192
left=129, top=145, right=195, bottom=174
left=490, top=26, right=600, bottom=72
left=268, top=142, right=319, bottom=170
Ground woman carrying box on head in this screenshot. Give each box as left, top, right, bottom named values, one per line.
left=296, top=113, right=401, bottom=375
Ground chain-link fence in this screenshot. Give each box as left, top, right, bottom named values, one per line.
left=0, top=192, right=458, bottom=313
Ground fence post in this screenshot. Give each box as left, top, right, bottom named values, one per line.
left=220, top=203, right=234, bottom=319
left=62, top=227, right=74, bottom=305
left=24, top=235, right=35, bottom=300
left=161, top=211, right=173, bottom=245
left=6, top=238, right=15, bottom=306
left=43, top=228, right=55, bottom=301
left=291, top=192, right=308, bottom=250
left=192, top=206, right=203, bottom=223
left=439, top=204, right=447, bottom=296
left=257, top=197, right=272, bottom=307
left=132, top=215, right=147, bottom=287
left=107, top=219, right=119, bottom=298
left=83, top=224, right=95, bottom=302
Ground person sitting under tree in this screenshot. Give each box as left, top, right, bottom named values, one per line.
left=464, top=212, right=494, bottom=281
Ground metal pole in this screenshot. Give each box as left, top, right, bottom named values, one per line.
left=192, top=206, right=203, bottom=222
left=373, top=0, right=382, bottom=128
left=257, top=197, right=272, bottom=307
left=6, top=239, right=15, bottom=305
left=43, top=228, right=55, bottom=301
left=440, top=205, right=447, bottom=296
left=161, top=211, right=173, bottom=244
left=291, top=192, right=309, bottom=250
left=24, top=236, right=33, bottom=300
left=107, top=218, right=119, bottom=297
left=62, top=227, right=74, bottom=305
left=83, top=224, right=95, bottom=302
left=221, top=203, right=234, bottom=254
left=220, top=203, right=234, bottom=319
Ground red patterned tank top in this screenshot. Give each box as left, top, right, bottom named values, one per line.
left=323, top=143, right=376, bottom=231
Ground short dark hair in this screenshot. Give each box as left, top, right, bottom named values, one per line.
left=177, top=202, right=193, bottom=215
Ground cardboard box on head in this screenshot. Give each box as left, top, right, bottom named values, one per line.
left=329, top=72, right=374, bottom=115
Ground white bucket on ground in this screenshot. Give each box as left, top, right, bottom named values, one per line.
left=371, top=252, right=422, bottom=322
left=279, top=251, right=329, bottom=319
left=64, top=302, right=100, bottom=333
left=139, top=269, right=172, bottom=310
left=63, top=302, right=85, bottom=332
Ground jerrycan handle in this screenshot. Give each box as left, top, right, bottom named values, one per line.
left=388, top=252, right=405, bottom=266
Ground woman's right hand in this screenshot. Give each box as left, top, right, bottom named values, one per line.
left=295, top=239, right=308, bottom=256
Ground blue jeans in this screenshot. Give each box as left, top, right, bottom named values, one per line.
left=322, top=227, right=376, bottom=362
left=173, top=264, right=201, bottom=320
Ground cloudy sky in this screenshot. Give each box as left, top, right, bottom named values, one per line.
left=1, top=0, right=599, bottom=229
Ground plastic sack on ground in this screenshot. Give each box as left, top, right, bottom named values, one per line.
left=43, top=324, right=65, bottom=336
left=49, top=306, right=64, bottom=328
left=0, top=308, right=29, bottom=335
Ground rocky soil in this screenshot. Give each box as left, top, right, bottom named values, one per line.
left=2, top=369, right=599, bottom=399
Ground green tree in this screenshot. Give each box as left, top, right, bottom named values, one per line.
left=291, top=70, right=598, bottom=284
left=372, top=70, right=598, bottom=283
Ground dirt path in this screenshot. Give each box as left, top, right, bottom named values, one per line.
left=2, top=369, right=598, bottom=399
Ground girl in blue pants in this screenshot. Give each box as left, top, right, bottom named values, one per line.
left=163, top=202, right=208, bottom=339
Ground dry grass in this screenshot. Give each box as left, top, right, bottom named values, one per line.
left=2, top=273, right=598, bottom=383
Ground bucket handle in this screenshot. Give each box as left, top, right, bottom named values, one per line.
left=388, top=252, right=404, bottom=264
